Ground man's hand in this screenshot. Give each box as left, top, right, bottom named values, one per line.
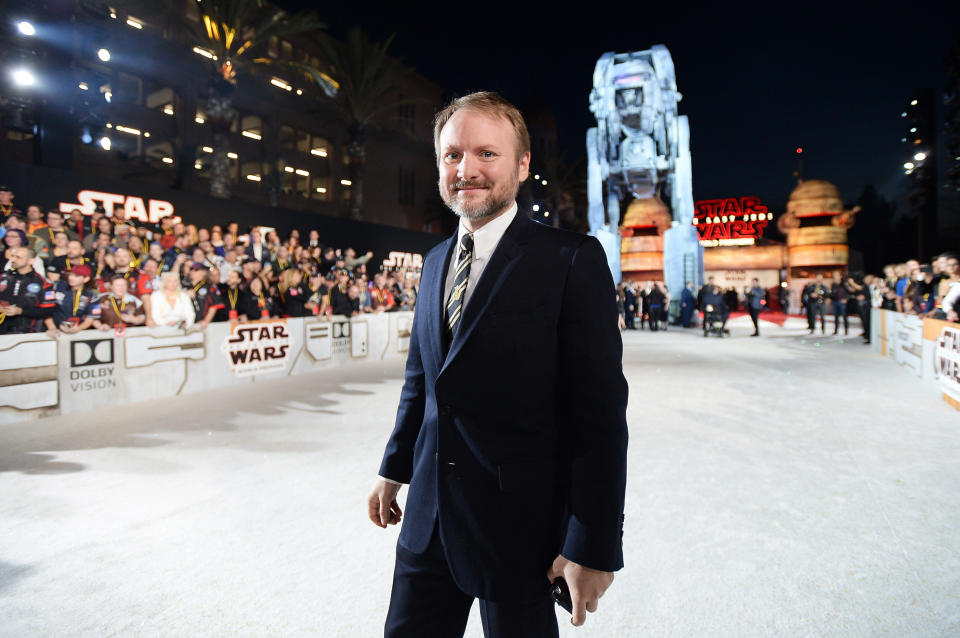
left=547, top=555, right=614, bottom=627
left=367, top=477, right=402, bottom=528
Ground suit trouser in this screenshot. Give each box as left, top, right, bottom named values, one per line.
left=384, top=522, right=559, bottom=638
left=833, top=301, right=848, bottom=333
left=748, top=306, right=760, bottom=333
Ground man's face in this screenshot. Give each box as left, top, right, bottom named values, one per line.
left=223, top=233, right=235, bottom=248
left=278, top=246, right=290, bottom=259
left=47, top=212, right=63, bottom=228
left=161, top=217, right=174, bottom=230
left=149, top=243, right=163, bottom=260
left=96, top=233, right=111, bottom=248
left=67, top=240, right=84, bottom=258
left=0, top=190, right=12, bottom=205
left=11, top=247, right=30, bottom=269
left=906, top=260, right=919, bottom=274
left=374, top=274, right=385, bottom=288
left=309, top=230, right=319, bottom=241
left=816, top=275, right=824, bottom=283
left=26, top=205, right=42, bottom=221
left=348, top=285, right=359, bottom=299
left=934, top=256, right=947, bottom=273
left=114, top=250, right=131, bottom=269
left=252, top=230, right=261, bottom=243
left=98, top=218, right=112, bottom=233
left=226, top=270, right=241, bottom=287
left=832, top=272, right=841, bottom=282
left=189, top=268, right=205, bottom=284
left=110, top=277, right=128, bottom=297
left=438, top=109, right=529, bottom=222
left=143, top=260, right=158, bottom=277
left=173, top=223, right=185, bottom=236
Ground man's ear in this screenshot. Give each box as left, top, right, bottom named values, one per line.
left=518, top=151, right=531, bottom=182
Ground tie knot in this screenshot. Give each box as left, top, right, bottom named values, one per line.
left=460, top=233, right=474, bottom=252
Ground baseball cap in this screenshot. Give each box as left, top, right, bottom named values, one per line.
left=67, top=264, right=93, bottom=277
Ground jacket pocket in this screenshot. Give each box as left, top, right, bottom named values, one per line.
left=497, top=458, right=556, bottom=493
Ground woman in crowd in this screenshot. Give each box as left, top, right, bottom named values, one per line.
left=239, top=275, right=275, bottom=320
left=278, top=268, right=310, bottom=317
left=3, top=229, right=45, bottom=274
left=147, top=272, right=195, bottom=329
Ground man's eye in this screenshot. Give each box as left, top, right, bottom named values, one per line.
left=480, top=151, right=495, bottom=158
left=445, top=152, right=460, bottom=161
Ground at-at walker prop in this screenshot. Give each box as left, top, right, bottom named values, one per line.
left=587, top=45, right=702, bottom=301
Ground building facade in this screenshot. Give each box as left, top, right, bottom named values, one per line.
left=0, top=0, right=447, bottom=232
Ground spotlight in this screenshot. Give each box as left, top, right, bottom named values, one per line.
left=17, top=21, right=35, bottom=36
left=913, top=152, right=926, bottom=161
left=99, top=137, right=112, bottom=150
left=12, top=68, right=35, bottom=87
left=98, top=48, right=111, bottom=62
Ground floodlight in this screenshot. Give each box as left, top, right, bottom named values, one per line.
left=12, top=68, right=35, bottom=87
left=17, top=21, right=35, bottom=36
left=98, top=48, right=111, bottom=62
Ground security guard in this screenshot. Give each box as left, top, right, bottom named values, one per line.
left=0, top=246, right=55, bottom=334
left=187, top=262, right=224, bottom=329
left=45, top=264, right=98, bottom=335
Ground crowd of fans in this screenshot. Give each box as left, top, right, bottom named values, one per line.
left=0, top=185, right=420, bottom=336
left=613, top=253, right=960, bottom=341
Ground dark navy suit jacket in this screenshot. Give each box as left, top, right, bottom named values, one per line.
left=378, top=209, right=628, bottom=602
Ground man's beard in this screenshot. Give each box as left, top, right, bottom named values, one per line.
left=440, top=175, right=519, bottom=221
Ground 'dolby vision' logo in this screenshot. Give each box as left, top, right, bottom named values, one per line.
left=71, top=339, right=115, bottom=367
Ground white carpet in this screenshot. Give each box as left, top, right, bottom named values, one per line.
left=1, top=318, right=958, bottom=637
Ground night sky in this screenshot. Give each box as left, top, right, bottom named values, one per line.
left=284, top=1, right=959, bottom=213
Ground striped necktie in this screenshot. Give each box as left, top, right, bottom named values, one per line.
left=445, top=233, right=474, bottom=340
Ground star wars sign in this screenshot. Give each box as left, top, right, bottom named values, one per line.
left=59, top=189, right=177, bottom=223
left=935, top=326, right=960, bottom=405
left=693, top=197, right=775, bottom=247
left=382, top=251, right=423, bottom=272
left=221, top=320, right=293, bottom=376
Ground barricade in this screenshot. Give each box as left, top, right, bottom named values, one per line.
left=871, top=308, right=960, bottom=411
left=0, top=312, right=414, bottom=424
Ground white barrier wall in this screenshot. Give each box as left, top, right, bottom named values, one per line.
left=0, top=312, right=413, bottom=425
left=871, top=308, right=960, bottom=412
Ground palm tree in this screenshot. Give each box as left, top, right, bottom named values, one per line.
left=313, top=28, right=410, bottom=221
left=183, top=0, right=338, bottom=198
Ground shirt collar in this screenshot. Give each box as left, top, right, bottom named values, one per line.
left=456, top=202, right=517, bottom=260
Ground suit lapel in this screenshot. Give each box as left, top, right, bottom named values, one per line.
left=441, top=211, right=531, bottom=373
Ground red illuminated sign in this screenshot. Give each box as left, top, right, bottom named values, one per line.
left=693, top=197, right=774, bottom=246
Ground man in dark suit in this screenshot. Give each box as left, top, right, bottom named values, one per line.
left=367, top=92, right=628, bottom=638
left=243, top=228, right=269, bottom=264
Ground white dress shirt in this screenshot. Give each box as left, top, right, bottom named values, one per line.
left=442, top=202, right=517, bottom=317
left=381, top=203, right=518, bottom=487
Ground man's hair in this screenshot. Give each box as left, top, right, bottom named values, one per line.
left=20, top=245, right=37, bottom=259
left=433, top=91, right=530, bottom=160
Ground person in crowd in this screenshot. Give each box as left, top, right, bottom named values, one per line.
left=278, top=268, right=311, bottom=317
left=186, top=263, right=223, bottom=330
left=806, top=275, right=829, bottom=334
left=146, top=272, right=195, bottom=329
left=701, top=283, right=729, bottom=334
left=646, top=280, right=666, bottom=331
left=238, top=275, right=274, bottom=320
left=97, top=248, right=140, bottom=294
left=723, top=287, right=739, bottom=313
left=622, top=282, right=637, bottom=329
left=64, top=209, right=89, bottom=242
left=746, top=277, right=764, bottom=337
left=398, top=276, right=418, bottom=311
left=217, top=269, right=245, bottom=321
left=307, top=229, right=321, bottom=248
left=369, top=272, right=397, bottom=313
left=304, top=271, right=329, bottom=317
left=909, top=265, right=937, bottom=315
left=244, top=228, right=269, bottom=264
left=126, top=235, right=148, bottom=268
left=0, top=246, right=55, bottom=334
left=329, top=269, right=353, bottom=316
left=3, top=229, right=45, bottom=275
left=39, top=210, right=75, bottom=248
left=680, top=281, right=695, bottom=328
left=267, top=245, right=293, bottom=280
left=94, top=276, right=145, bottom=331
left=48, top=239, right=88, bottom=276
left=932, top=254, right=959, bottom=319
left=25, top=204, right=48, bottom=237
left=319, top=246, right=338, bottom=273
left=44, top=264, right=98, bottom=337
left=345, top=247, right=375, bottom=270
left=0, top=185, right=23, bottom=219
left=830, top=271, right=849, bottom=335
